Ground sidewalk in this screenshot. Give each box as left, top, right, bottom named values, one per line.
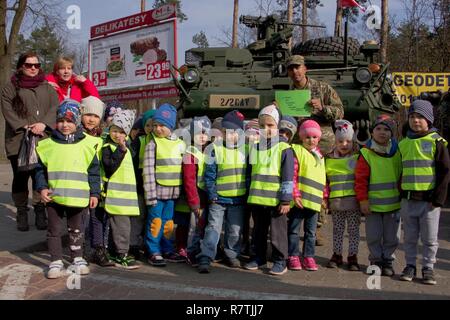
left=0, top=163, right=449, bottom=300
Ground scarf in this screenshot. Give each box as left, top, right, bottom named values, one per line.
left=11, top=73, right=46, bottom=89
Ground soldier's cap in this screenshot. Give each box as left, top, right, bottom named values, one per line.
left=287, top=55, right=305, bottom=68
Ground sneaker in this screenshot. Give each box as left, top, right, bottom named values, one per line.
left=326, top=253, right=343, bottom=269
left=92, top=246, right=115, bottom=267
left=163, top=252, right=186, bottom=263
left=128, top=246, right=142, bottom=261
left=178, top=248, right=188, bottom=259
left=67, top=257, right=90, bottom=275
left=288, top=256, right=302, bottom=271
left=347, top=254, right=360, bottom=271
left=366, top=262, right=383, bottom=275
left=148, top=254, right=166, bottom=267
left=46, top=260, right=65, bottom=279
left=198, top=256, right=211, bottom=274
left=269, top=260, right=288, bottom=275
left=113, top=254, right=140, bottom=270
left=243, top=259, right=267, bottom=271
left=422, top=267, right=437, bottom=285
left=400, top=265, right=416, bottom=282
left=224, top=257, right=241, bottom=268
left=187, top=252, right=199, bottom=267
left=302, top=257, right=319, bottom=271
left=382, top=262, right=395, bottom=277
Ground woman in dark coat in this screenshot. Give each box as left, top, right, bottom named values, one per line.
left=1, top=52, right=59, bottom=231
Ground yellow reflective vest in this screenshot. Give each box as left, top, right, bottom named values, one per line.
left=101, top=143, right=139, bottom=216
left=292, top=144, right=326, bottom=212
left=325, top=154, right=358, bottom=199
left=360, top=147, right=401, bottom=213
left=153, top=134, right=186, bottom=187
left=213, top=144, right=247, bottom=198
left=36, top=134, right=97, bottom=208
left=139, top=134, right=152, bottom=169
left=399, top=132, right=447, bottom=191
left=247, top=141, right=291, bottom=206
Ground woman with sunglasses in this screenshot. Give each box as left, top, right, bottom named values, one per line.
left=1, top=52, right=59, bottom=232
left=46, top=56, right=99, bottom=103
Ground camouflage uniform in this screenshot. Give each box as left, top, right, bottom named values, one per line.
left=291, top=77, right=344, bottom=239
left=291, top=77, right=344, bottom=154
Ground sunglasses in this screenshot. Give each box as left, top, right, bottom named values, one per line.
left=23, top=63, right=41, bottom=69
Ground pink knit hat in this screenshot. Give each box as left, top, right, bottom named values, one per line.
left=299, top=120, right=322, bottom=140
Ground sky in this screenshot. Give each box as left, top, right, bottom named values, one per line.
left=60, top=0, right=407, bottom=66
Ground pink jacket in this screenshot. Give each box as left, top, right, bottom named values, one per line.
left=46, top=73, right=100, bottom=103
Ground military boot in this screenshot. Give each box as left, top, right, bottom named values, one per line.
left=34, top=203, right=48, bottom=230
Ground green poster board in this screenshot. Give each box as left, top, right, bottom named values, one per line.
left=275, top=90, right=311, bottom=117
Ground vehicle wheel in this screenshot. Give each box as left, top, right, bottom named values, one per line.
left=292, top=36, right=360, bottom=56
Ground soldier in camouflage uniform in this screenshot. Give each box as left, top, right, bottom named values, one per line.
left=287, top=55, right=344, bottom=246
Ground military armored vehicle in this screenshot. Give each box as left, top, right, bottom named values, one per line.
left=173, top=14, right=402, bottom=138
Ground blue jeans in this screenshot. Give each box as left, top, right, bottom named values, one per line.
left=288, top=207, right=318, bottom=257
left=145, top=200, right=175, bottom=255
left=187, top=207, right=208, bottom=255
left=198, top=203, right=244, bottom=261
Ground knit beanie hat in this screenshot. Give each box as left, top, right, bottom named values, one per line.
left=334, top=119, right=354, bottom=141
left=408, top=99, right=434, bottom=124
left=212, top=117, right=223, bottom=131
left=142, top=109, right=156, bottom=128
left=57, top=99, right=82, bottom=127
left=279, top=115, right=298, bottom=138
left=104, top=100, right=125, bottom=121
left=299, top=119, right=322, bottom=140
left=190, top=116, right=211, bottom=136
left=80, top=96, right=105, bottom=119
left=258, top=104, right=280, bottom=125
left=111, top=109, right=136, bottom=136
left=222, top=110, right=245, bottom=130
left=153, top=103, right=177, bottom=131
left=371, top=114, right=395, bottom=134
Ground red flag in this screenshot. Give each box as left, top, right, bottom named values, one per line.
left=339, top=0, right=365, bottom=11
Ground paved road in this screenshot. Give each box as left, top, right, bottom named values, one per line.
left=0, top=163, right=449, bottom=300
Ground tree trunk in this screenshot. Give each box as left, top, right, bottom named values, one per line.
left=380, top=0, right=389, bottom=63
left=0, top=0, right=28, bottom=160
left=232, top=0, right=239, bottom=48
left=287, top=0, right=293, bottom=48
left=302, top=0, right=308, bottom=42
left=335, top=0, right=343, bottom=37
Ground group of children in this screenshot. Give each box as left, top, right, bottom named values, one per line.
left=34, top=96, right=449, bottom=285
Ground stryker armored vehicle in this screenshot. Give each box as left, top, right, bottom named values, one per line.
left=172, top=14, right=402, bottom=139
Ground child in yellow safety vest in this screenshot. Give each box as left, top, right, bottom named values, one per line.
left=35, top=100, right=101, bottom=279
left=324, top=120, right=361, bottom=271
left=398, top=100, right=450, bottom=285
left=174, top=116, right=212, bottom=266
left=197, top=110, right=248, bottom=273
left=244, top=105, right=294, bottom=276
left=288, top=120, right=326, bottom=272
left=143, top=104, right=186, bottom=266
left=80, top=96, right=115, bottom=268
left=101, top=109, right=140, bottom=270
left=129, top=108, right=156, bottom=260
left=355, top=115, right=401, bottom=277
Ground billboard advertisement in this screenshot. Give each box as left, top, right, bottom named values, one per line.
left=89, top=19, right=176, bottom=91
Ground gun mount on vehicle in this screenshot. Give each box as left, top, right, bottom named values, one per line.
left=173, top=14, right=402, bottom=129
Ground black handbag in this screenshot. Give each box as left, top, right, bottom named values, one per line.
left=17, top=128, right=39, bottom=172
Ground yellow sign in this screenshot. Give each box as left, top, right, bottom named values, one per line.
left=392, top=72, right=450, bottom=107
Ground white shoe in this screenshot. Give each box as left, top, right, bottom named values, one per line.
left=67, top=257, right=90, bottom=275
left=47, top=260, right=65, bottom=279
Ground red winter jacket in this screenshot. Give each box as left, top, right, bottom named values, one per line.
left=46, top=73, right=100, bottom=103
left=182, top=153, right=208, bottom=210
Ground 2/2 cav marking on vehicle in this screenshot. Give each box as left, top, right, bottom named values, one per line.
left=209, top=94, right=260, bottom=109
